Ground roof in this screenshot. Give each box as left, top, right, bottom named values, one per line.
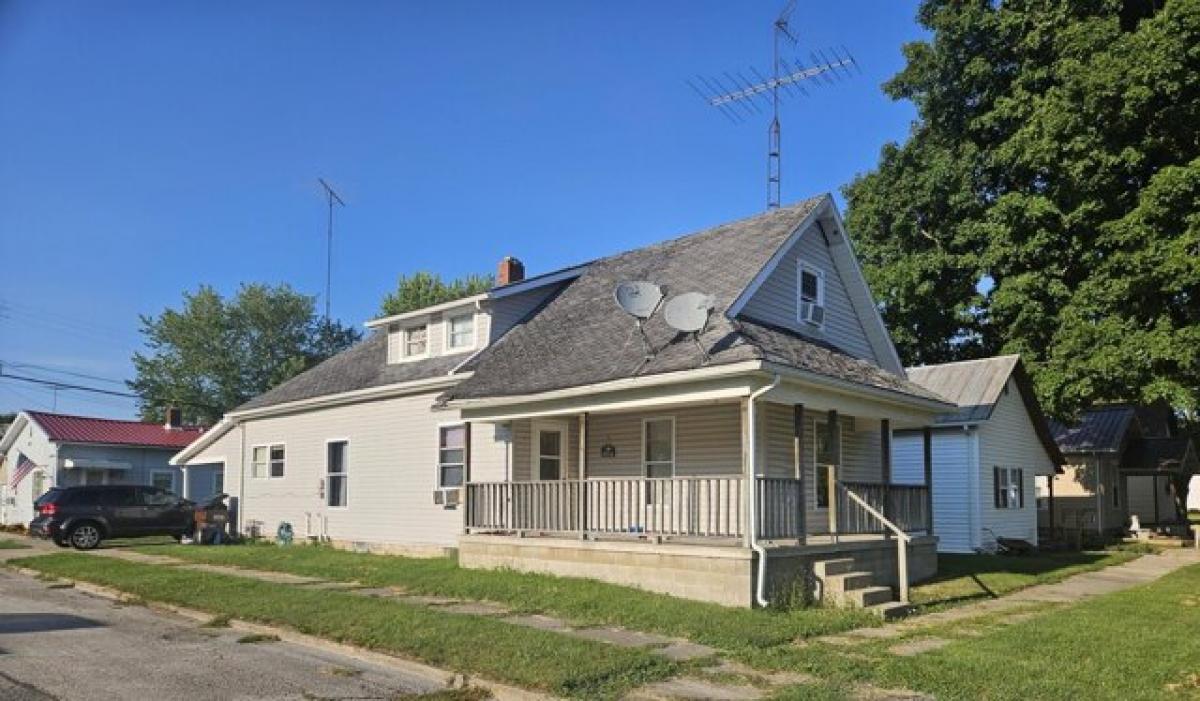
left=1050, top=405, right=1137, bottom=454
left=440, top=197, right=944, bottom=406
left=25, top=411, right=203, bottom=449
left=1121, top=437, right=1198, bottom=473
left=905, top=355, right=1064, bottom=465
left=234, top=331, right=465, bottom=413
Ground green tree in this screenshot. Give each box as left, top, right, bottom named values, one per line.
left=380, top=271, right=493, bottom=316
left=130, top=284, right=360, bottom=425
left=844, top=0, right=1200, bottom=417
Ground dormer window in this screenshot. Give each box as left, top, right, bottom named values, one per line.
left=798, top=261, right=826, bottom=327
left=403, top=325, right=428, bottom=358
left=446, top=313, right=475, bottom=351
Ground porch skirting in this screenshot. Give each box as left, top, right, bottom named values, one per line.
left=457, top=534, right=938, bottom=608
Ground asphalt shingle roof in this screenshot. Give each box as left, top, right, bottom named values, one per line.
left=906, top=356, right=1021, bottom=424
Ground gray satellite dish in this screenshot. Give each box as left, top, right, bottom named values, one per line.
left=613, top=281, right=663, bottom=319
left=664, top=293, right=715, bottom=363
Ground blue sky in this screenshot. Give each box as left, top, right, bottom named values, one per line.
left=0, top=1, right=923, bottom=419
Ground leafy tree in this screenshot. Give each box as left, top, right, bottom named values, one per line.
left=844, top=0, right=1200, bottom=417
left=130, top=284, right=360, bottom=425
left=380, top=271, right=493, bottom=316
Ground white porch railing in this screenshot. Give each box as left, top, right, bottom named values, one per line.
left=835, top=480, right=917, bottom=603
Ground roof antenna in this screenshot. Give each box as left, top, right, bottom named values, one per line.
left=614, top=281, right=665, bottom=374
left=687, top=2, right=858, bottom=209
left=664, top=293, right=716, bottom=364
left=317, top=178, right=346, bottom=323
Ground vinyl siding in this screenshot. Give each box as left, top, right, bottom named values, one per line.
left=581, top=403, right=744, bottom=479
left=740, top=224, right=878, bottom=362
left=894, top=429, right=976, bottom=552
left=386, top=305, right=483, bottom=364
left=977, top=380, right=1057, bottom=545
left=0, top=418, right=57, bottom=526
left=488, top=284, right=566, bottom=343
left=1127, top=475, right=1176, bottom=524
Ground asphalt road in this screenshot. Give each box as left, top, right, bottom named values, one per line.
left=0, top=567, right=446, bottom=700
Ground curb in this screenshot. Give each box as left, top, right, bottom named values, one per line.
left=10, top=566, right=558, bottom=701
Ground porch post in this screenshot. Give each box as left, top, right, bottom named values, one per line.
left=1048, top=476, right=1056, bottom=533
left=880, top=419, right=892, bottom=523
left=827, top=410, right=840, bottom=536
left=1152, top=474, right=1160, bottom=527
left=578, top=413, right=588, bottom=539
left=793, top=404, right=805, bottom=544
left=742, top=397, right=752, bottom=547
left=922, top=426, right=934, bottom=535
left=462, top=422, right=473, bottom=532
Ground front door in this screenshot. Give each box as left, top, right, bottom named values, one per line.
left=531, top=422, right=568, bottom=481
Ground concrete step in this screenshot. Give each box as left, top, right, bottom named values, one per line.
left=850, top=585, right=896, bottom=608
left=813, top=557, right=856, bottom=578
left=871, top=601, right=914, bottom=621
left=822, top=570, right=875, bottom=594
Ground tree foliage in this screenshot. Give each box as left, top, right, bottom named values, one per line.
left=844, top=0, right=1200, bottom=417
left=380, top=271, right=493, bottom=316
left=130, top=284, right=361, bottom=425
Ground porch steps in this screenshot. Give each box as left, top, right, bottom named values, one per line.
left=814, top=557, right=910, bottom=618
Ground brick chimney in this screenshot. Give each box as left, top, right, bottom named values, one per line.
left=497, top=256, right=525, bottom=286
left=164, top=406, right=183, bottom=430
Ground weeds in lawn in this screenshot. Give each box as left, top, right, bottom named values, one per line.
left=236, top=633, right=281, bottom=644
left=202, top=615, right=232, bottom=628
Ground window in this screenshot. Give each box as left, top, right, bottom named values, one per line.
left=814, top=421, right=836, bottom=508
left=326, top=441, right=348, bottom=507
left=993, top=467, right=1024, bottom=509
left=150, top=470, right=175, bottom=493
left=797, top=261, right=825, bottom=326
left=643, top=418, right=675, bottom=479
left=438, top=425, right=466, bottom=488
left=252, top=444, right=285, bottom=479
left=404, top=325, right=428, bottom=358
left=213, top=470, right=224, bottom=495
left=446, top=313, right=475, bottom=350
left=139, top=487, right=177, bottom=507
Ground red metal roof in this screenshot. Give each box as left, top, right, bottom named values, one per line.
left=26, top=411, right=204, bottom=449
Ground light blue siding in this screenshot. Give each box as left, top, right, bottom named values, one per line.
left=894, top=428, right=977, bottom=553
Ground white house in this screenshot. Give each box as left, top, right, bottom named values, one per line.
left=173, top=195, right=957, bottom=609
left=0, top=410, right=219, bottom=527
left=892, top=356, right=1063, bottom=553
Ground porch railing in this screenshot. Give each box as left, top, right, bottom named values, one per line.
left=836, top=481, right=930, bottom=535
left=835, top=481, right=917, bottom=603
left=756, top=477, right=804, bottom=540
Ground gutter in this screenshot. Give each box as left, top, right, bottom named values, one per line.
left=747, top=374, right=781, bottom=608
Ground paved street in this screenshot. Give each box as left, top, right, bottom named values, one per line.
left=0, top=567, right=445, bottom=701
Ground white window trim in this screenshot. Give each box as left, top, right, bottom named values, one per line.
left=437, top=422, right=469, bottom=489
left=530, top=420, right=570, bottom=482
left=641, top=416, right=676, bottom=479
left=251, top=443, right=286, bottom=480
left=443, top=311, right=478, bottom=355
left=812, top=420, right=841, bottom=509
left=211, top=468, right=224, bottom=496
left=394, top=323, right=431, bottom=363
left=995, top=467, right=1023, bottom=510
left=325, top=438, right=350, bottom=509
left=149, top=469, right=176, bottom=493
left=796, top=258, right=827, bottom=329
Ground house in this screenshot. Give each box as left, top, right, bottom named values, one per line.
left=889, top=356, right=1063, bottom=553
left=173, top=195, right=955, bottom=609
left=1046, top=403, right=1199, bottom=535
left=0, top=410, right=218, bottom=527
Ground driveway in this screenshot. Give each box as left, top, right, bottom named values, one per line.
left=0, top=567, right=446, bottom=700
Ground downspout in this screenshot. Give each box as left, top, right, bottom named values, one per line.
left=748, top=374, right=782, bottom=608
left=238, top=422, right=247, bottom=537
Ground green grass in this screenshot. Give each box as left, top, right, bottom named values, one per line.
left=236, top=633, right=280, bottom=644
left=766, top=563, right=1200, bottom=700
left=0, top=538, right=31, bottom=549
left=908, top=549, right=1143, bottom=607
left=130, top=543, right=877, bottom=652
left=12, top=552, right=675, bottom=699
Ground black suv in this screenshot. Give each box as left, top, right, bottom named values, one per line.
left=30, top=485, right=194, bottom=550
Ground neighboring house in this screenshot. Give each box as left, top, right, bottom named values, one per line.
left=891, top=356, right=1063, bottom=553
left=174, top=195, right=955, bottom=609
left=0, top=410, right=217, bottom=527
left=1046, top=402, right=1199, bottom=534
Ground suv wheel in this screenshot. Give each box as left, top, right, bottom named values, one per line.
left=68, top=523, right=102, bottom=550
left=53, top=535, right=71, bottom=548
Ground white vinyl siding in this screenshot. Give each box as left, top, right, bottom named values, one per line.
left=582, top=404, right=742, bottom=479
left=977, top=380, right=1056, bottom=545
left=740, top=224, right=878, bottom=362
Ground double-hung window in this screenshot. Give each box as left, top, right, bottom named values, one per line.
left=643, top=417, right=675, bottom=479
left=993, top=467, right=1024, bottom=509
left=252, top=444, right=286, bottom=479
left=404, top=325, right=428, bottom=358
left=798, top=261, right=826, bottom=327
left=446, top=313, right=475, bottom=350
left=438, top=425, right=466, bottom=488
left=326, top=441, right=348, bottom=507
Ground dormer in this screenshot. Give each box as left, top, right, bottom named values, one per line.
left=366, top=295, right=489, bottom=365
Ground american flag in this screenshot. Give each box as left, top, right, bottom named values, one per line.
left=9, top=453, right=36, bottom=488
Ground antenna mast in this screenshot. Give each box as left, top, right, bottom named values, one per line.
left=688, top=3, right=858, bottom=209
left=317, top=178, right=346, bottom=322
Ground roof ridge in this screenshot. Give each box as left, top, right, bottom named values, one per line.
left=905, top=354, right=1020, bottom=372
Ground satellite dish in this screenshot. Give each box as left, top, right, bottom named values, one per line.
left=614, top=281, right=663, bottom=319
left=664, top=293, right=715, bottom=333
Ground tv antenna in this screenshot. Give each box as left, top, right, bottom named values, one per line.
left=317, top=178, right=346, bottom=322
left=614, top=281, right=664, bottom=370
left=688, top=2, right=858, bottom=209
left=663, top=293, right=716, bottom=364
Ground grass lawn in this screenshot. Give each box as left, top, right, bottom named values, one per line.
left=766, top=563, right=1200, bottom=700
left=0, top=537, right=31, bottom=549
left=131, top=543, right=878, bottom=652
left=909, top=548, right=1144, bottom=608
left=11, top=552, right=675, bottom=699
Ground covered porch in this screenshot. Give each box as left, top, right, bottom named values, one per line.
left=454, top=375, right=940, bottom=607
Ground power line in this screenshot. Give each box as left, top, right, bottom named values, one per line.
left=2, top=360, right=128, bottom=386
left=0, top=370, right=138, bottom=398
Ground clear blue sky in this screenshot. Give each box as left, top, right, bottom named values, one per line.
left=0, top=1, right=923, bottom=419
